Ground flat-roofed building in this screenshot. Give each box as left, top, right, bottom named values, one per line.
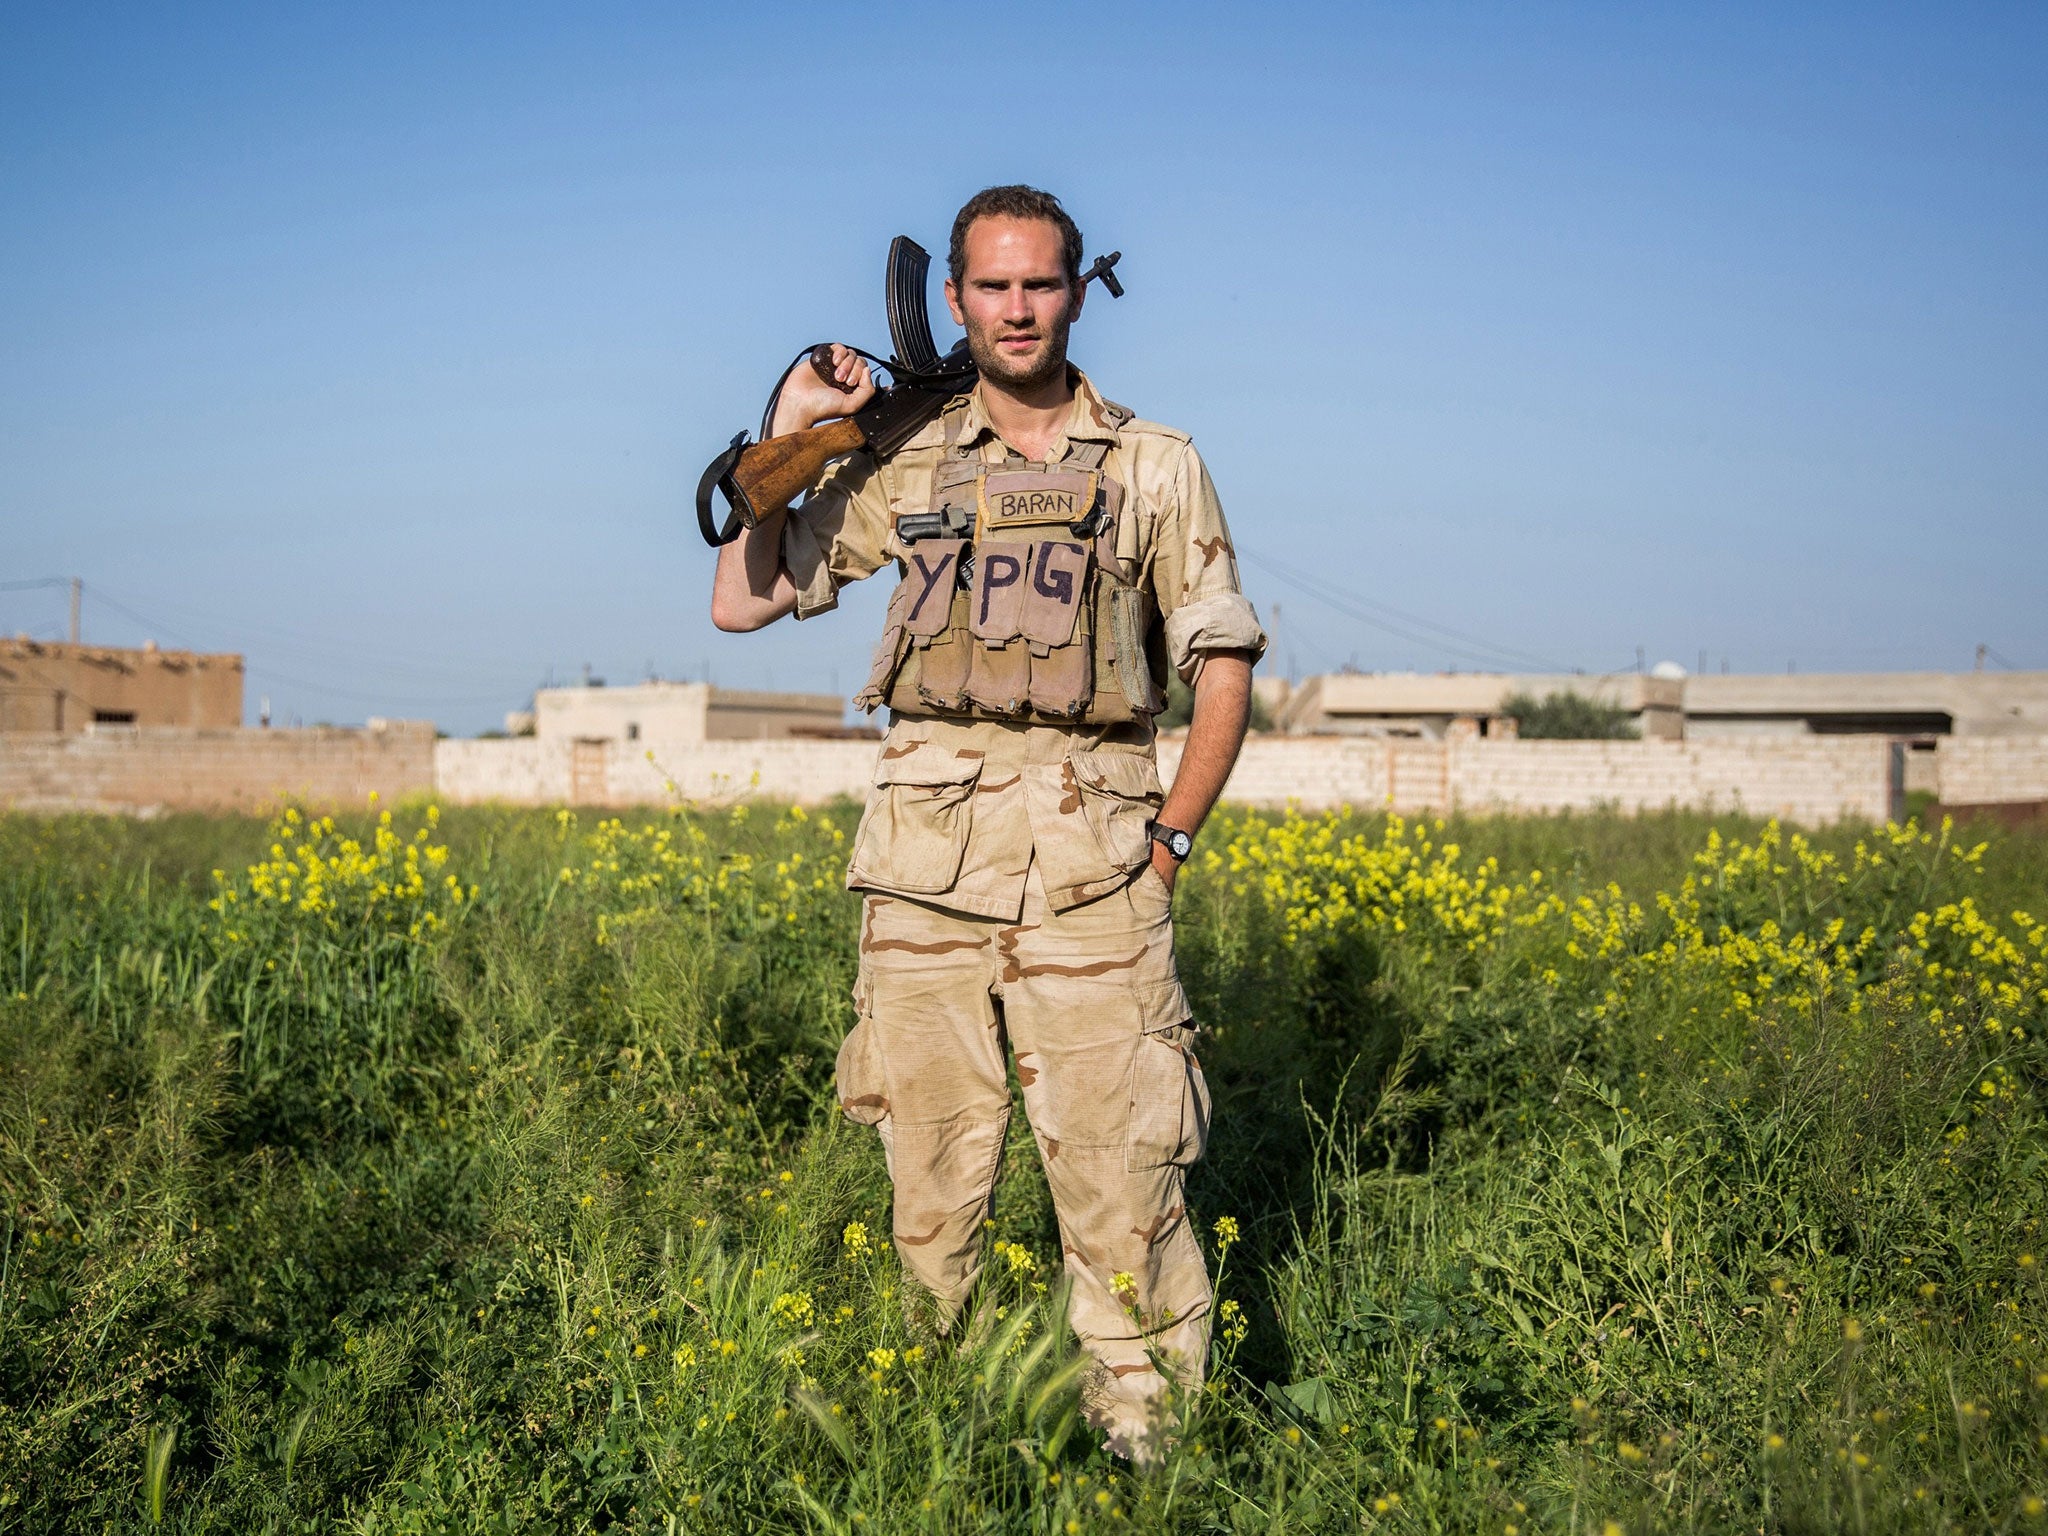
left=527, top=681, right=851, bottom=745
left=1276, top=671, right=1684, bottom=740
left=1682, top=672, right=2048, bottom=739
left=1274, top=668, right=2048, bottom=750
left=0, top=638, right=244, bottom=733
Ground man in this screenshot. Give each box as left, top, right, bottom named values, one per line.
left=710, top=185, right=1264, bottom=1460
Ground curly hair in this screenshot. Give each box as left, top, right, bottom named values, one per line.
left=947, top=185, right=1084, bottom=290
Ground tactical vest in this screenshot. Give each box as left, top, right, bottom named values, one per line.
left=855, top=402, right=1170, bottom=724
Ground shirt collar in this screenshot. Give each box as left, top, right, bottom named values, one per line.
left=948, top=367, right=1120, bottom=459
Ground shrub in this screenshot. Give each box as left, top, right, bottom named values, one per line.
left=1501, top=688, right=1640, bottom=739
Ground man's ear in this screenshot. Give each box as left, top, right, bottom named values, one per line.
left=943, top=277, right=965, bottom=328
left=1067, top=277, right=1085, bottom=324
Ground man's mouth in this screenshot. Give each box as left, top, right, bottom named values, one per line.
left=998, top=334, right=1040, bottom=351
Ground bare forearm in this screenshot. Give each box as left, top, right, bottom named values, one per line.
left=711, top=511, right=797, bottom=631
left=1159, top=651, right=1254, bottom=838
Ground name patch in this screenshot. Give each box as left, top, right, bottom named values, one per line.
left=978, top=469, right=1099, bottom=532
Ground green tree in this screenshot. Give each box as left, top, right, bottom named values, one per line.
left=1499, top=688, right=1639, bottom=739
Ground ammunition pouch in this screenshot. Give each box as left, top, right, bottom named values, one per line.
left=855, top=418, right=1167, bottom=725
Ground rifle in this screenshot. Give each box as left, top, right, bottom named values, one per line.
left=696, top=237, right=1124, bottom=547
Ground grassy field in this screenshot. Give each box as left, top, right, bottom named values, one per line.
left=1, top=796, right=2043, bottom=1534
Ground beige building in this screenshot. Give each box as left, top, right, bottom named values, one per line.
left=1681, top=672, right=2048, bottom=739
left=1275, top=671, right=1684, bottom=740
left=518, top=681, right=852, bottom=745
left=1, top=638, right=243, bottom=734
left=1275, top=668, right=2047, bottom=746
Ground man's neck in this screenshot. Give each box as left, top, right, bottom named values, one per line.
left=979, top=368, right=1075, bottom=463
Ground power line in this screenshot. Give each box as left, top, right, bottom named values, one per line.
left=1237, top=546, right=1579, bottom=674
left=72, top=586, right=209, bottom=653
left=243, top=666, right=527, bottom=709
left=77, top=584, right=534, bottom=707
left=84, top=581, right=534, bottom=682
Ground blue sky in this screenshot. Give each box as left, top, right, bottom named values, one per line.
left=4, top=2, right=2043, bottom=732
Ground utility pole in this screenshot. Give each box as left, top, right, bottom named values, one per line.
left=1975, top=643, right=1987, bottom=673
left=69, top=577, right=81, bottom=645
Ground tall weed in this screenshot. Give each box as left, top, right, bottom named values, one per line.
left=0, top=804, right=2040, bottom=1531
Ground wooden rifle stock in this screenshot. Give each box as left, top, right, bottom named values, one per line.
left=728, top=416, right=868, bottom=521
left=696, top=339, right=971, bottom=547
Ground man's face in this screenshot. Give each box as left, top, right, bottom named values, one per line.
left=944, top=215, right=1082, bottom=393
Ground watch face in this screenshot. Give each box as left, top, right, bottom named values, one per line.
left=1168, top=830, right=1192, bottom=859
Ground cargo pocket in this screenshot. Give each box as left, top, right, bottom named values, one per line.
left=1073, top=747, right=1164, bottom=872
left=1126, top=1023, right=1211, bottom=1171
left=848, top=740, right=983, bottom=894
left=1027, top=746, right=1164, bottom=900
left=835, top=1017, right=891, bottom=1126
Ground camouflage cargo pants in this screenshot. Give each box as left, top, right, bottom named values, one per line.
left=835, top=860, right=1213, bottom=1460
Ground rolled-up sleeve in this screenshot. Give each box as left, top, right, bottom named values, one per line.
left=781, top=452, right=894, bottom=620
left=1150, top=441, right=1267, bottom=681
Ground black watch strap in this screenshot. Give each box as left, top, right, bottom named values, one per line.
left=1148, top=822, right=1194, bottom=862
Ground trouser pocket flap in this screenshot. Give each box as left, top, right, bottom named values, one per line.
left=1126, top=1023, right=1210, bottom=1171
left=835, top=1019, right=891, bottom=1126
left=848, top=741, right=984, bottom=894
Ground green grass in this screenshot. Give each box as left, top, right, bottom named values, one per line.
left=0, top=801, right=2043, bottom=1534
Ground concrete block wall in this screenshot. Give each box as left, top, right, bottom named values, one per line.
left=1162, top=736, right=1894, bottom=823
left=1448, top=738, right=1894, bottom=823
left=0, top=723, right=435, bottom=815
left=9, top=727, right=2042, bottom=825
left=1935, top=735, right=2048, bottom=806
left=434, top=734, right=884, bottom=809
left=432, top=733, right=1897, bottom=826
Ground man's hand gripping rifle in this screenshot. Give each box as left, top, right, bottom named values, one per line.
left=696, top=238, right=1124, bottom=547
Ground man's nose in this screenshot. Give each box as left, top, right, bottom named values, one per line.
left=1001, top=285, right=1032, bottom=323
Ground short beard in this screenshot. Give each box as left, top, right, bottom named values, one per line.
left=965, top=301, right=1074, bottom=393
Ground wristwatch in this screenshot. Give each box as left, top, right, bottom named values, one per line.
left=1148, top=821, right=1193, bottom=863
